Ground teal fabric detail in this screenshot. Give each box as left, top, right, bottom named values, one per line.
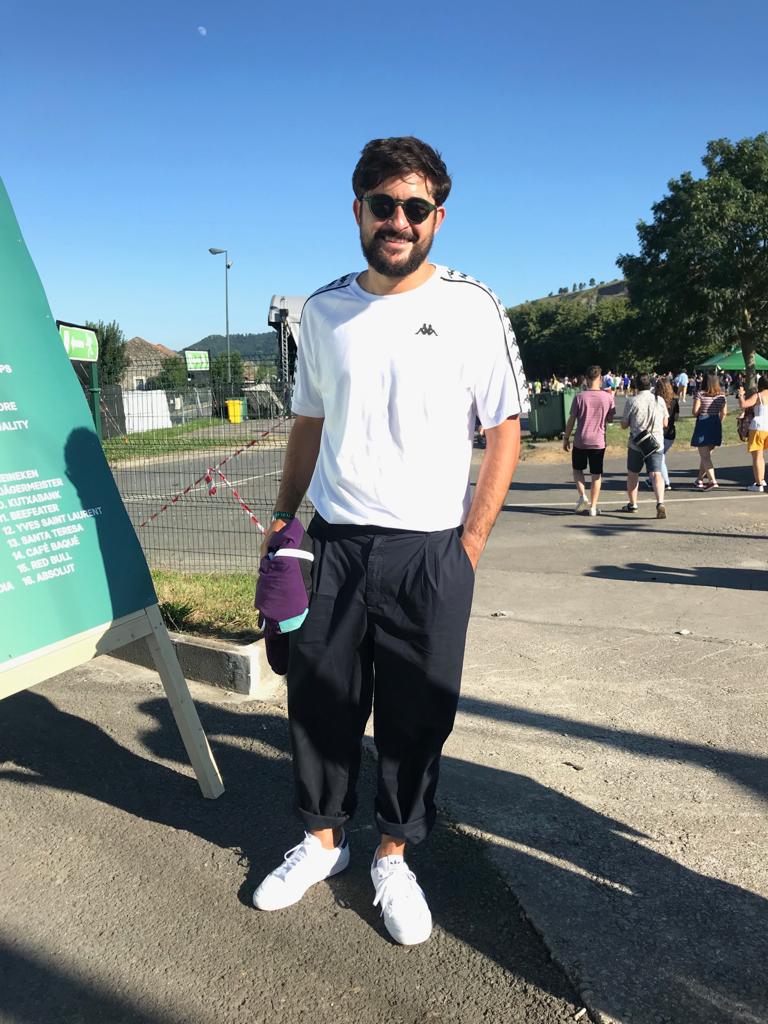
left=278, top=609, right=309, bottom=633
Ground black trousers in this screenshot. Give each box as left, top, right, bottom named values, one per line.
left=287, top=514, right=475, bottom=845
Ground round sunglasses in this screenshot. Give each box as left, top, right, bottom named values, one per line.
left=361, top=194, right=437, bottom=225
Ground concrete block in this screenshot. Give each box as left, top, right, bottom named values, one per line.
left=112, top=630, right=285, bottom=700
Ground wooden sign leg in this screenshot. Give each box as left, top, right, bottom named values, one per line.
left=143, top=604, right=224, bottom=799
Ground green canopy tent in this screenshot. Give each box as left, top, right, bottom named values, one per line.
left=696, top=348, right=768, bottom=371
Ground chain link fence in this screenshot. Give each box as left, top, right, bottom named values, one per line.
left=80, top=358, right=312, bottom=573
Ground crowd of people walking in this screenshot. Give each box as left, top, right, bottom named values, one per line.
left=531, top=367, right=749, bottom=400
left=557, top=364, right=765, bottom=517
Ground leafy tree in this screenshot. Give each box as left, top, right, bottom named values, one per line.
left=150, top=356, right=188, bottom=391
left=618, top=134, right=768, bottom=385
left=211, top=351, right=244, bottom=392
left=571, top=283, right=577, bottom=292
left=86, top=319, right=127, bottom=385
left=509, top=296, right=642, bottom=377
left=589, top=277, right=596, bottom=287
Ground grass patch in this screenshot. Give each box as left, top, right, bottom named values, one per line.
left=606, top=413, right=742, bottom=449
left=153, top=570, right=260, bottom=641
left=104, top=418, right=223, bottom=462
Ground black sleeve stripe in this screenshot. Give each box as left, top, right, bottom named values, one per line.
left=439, top=272, right=530, bottom=414
left=298, top=273, right=355, bottom=335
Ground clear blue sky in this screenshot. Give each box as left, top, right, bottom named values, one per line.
left=3, top=0, right=767, bottom=350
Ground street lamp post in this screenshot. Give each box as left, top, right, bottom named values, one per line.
left=208, top=247, right=233, bottom=386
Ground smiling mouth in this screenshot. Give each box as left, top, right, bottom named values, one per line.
left=376, top=232, right=415, bottom=245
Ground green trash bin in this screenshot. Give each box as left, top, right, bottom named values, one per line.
left=240, top=397, right=248, bottom=421
left=562, top=387, right=579, bottom=417
left=528, top=392, right=566, bottom=439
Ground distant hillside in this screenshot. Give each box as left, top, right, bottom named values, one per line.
left=184, top=332, right=277, bottom=359
left=510, top=279, right=627, bottom=311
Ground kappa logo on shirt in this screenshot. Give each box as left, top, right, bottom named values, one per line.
left=415, top=323, right=438, bottom=336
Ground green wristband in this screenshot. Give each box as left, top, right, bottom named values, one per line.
left=271, top=511, right=295, bottom=522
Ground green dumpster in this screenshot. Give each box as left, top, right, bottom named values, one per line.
left=528, top=392, right=566, bottom=439
left=563, top=387, right=579, bottom=415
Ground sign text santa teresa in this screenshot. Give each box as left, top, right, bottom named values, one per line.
left=0, top=180, right=222, bottom=798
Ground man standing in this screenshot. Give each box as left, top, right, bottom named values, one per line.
left=563, top=364, right=615, bottom=515
left=619, top=373, right=669, bottom=518
left=252, top=137, right=528, bottom=945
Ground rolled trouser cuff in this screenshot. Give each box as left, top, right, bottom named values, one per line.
left=297, top=806, right=352, bottom=832
left=375, top=808, right=435, bottom=846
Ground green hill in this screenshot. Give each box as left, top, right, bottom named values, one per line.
left=184, top=332, right=277, bottom=360
left=511, top=279, right=627, bottom=311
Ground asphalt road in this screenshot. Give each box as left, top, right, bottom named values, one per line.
left=113, top=442, right=289, bottom=572
left=116, top=398, right=745, bottom=573
left=0, top=664, right=581, bottom=1024
left=3, top=444, right=766, bottom=1024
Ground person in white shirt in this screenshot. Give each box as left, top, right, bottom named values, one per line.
left=252, top=137, right=528, bottom=945
left=620, top=373, right=669, bottom=517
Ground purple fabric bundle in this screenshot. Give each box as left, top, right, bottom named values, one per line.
left=255, top=519, right=314, bottom=675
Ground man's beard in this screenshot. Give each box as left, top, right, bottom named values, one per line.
left=360, top=226, right=435, bottom=278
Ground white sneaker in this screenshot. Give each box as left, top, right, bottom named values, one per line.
left=371, top=853, right=433, bottom=946
left=574, top=496, right=589, bottom=514
left=747, top=483, right=765, bottom=492
left=253, top=832, right=349, bottom=911
left=588, top=506, right=599, bottom=517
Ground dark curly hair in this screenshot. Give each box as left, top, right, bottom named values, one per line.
left=352, top=137, right=452, bottom=206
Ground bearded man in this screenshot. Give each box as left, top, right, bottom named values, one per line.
left=253, top=136, right=528, bottom=945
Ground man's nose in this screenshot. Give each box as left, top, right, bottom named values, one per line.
left=388, top=204, right=410, bottom=231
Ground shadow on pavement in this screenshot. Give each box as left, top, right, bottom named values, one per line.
left=3, top=686, right=765, bottom=1023
left=0, top=689, right=578, bottom=1019
left=456, top=696, right=768, bottom=804
left=586, top=562, right=766, bottom=591
left=438, top=752, right=768, bottom=1024
left=0, top=936, right=189, bottom=1024
left=565, top=522, right=768, bottom=541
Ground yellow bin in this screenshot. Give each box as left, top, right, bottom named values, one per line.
left=225, top=398, right=242, bottom=424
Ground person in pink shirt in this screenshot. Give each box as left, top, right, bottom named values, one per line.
left=563, top=364, right=616, bottom=516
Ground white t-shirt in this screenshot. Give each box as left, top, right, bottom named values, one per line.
left=292, top=265, right=529, bottom=530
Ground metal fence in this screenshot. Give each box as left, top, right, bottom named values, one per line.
left=80, top=359, right=312, bottom=573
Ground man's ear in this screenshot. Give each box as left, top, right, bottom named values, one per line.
left=353, top=198, right=361, bottom=226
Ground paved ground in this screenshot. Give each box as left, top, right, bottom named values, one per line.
left=2, top=444, right=766, bottom=1023
left=0, top=665, right=581, bottom=1024
left=445, top=446, right=768, bottom=1024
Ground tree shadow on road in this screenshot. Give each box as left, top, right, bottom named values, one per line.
left=2, top=684, right=766, bottom=1024
left=564, top=521, right=768, bottom=541
left=0, top=687, right=579, bottom=1020
left=0, top=936, right=191, bottom=1024
left=586, top=561, right=765, bottom=591
left=437, top=752, right=767, bottom=1024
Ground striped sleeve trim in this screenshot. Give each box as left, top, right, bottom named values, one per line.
left=298, top=273, right=356, bottom=336
left=439, top=269, right=530, bottom=414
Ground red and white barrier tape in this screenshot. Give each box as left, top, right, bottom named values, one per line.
left=138, top=422, right=280, bottom=532
left=204, top=467, right=265, bottom=532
